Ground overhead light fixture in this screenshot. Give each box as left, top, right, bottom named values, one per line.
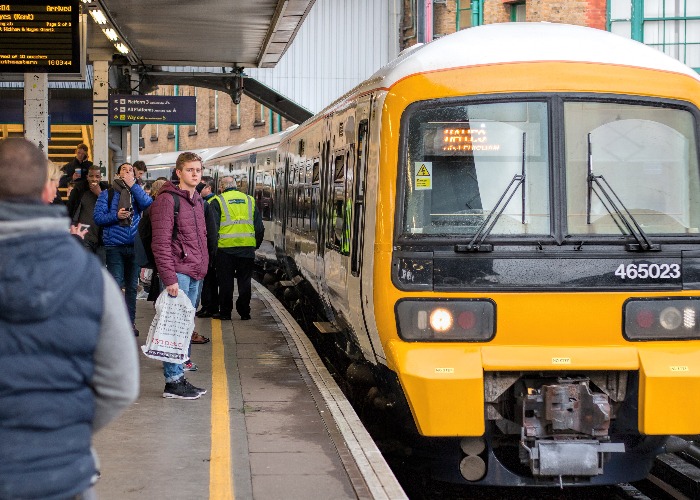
left=89, top=9, right=107, bottom=24
left=102, top=28, right=118, bottom=41
left=88, top=2, right=138, bottom=64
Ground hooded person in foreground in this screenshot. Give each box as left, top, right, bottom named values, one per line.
left=0, top=138, right=139, bottom=500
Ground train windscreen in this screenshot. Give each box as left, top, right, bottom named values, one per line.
left=402, top=101, right=550, bottom=236
left=565, top=102, right=700, bottom=235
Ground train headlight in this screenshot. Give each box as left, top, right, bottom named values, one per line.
left=396, top=299, right=495, bottom=342
left=659, top=307, right=682, bottom=330
left=430, top=308, right=453, bottom=332
left=624, top=298, right=700, bottom=340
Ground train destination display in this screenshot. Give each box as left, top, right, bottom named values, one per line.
left=0, top=0, right=80, bottom=73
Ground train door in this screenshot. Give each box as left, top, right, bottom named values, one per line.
left=273, top=148, right=290, bottom=262
left=323, top=147, right=351, bottom=306
left=346, top=104, right=379, bottom=362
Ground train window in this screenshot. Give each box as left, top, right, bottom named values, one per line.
left=565, top=102, right=700, bottom=235
left=401, top=100, right=551, bottom=236
left=334, top=155, right=345, bottom=181
left=327, top=153, right=348, bottom=250
left=312, top=160, right=320, bottom=183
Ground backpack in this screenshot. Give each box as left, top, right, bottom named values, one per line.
left=134, top=192, right=180, bottom=269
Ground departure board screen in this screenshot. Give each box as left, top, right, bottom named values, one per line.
left=0, top=0, right=80, bottom=73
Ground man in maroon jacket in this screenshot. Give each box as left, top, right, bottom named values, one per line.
left=150, top=152, right=209, bottom=400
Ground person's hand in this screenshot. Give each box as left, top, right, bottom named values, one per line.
left=120, top=168, right=136, bottom=188
left=166, top=283, right=179, bottom=297
left=69, top=224, right=88, bottom=239
left=117, top=207, right=131, bottom=220
left=89, top=181, right=102, bottom=196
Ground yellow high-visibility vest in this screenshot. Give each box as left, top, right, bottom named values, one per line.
left=215, top=190, right=256, bottom=248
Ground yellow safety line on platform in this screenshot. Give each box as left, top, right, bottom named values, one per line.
left=210, top=319, right=234, bottom=499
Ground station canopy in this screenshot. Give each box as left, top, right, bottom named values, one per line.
left=90, top=0, right=316, bottom=122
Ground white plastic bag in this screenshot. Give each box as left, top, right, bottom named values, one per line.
left=141, top=289, right=195, bottom=363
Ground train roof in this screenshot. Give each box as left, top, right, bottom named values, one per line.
left=326, top=22, right=700, bottom=112
left=205, top=125, right=298, bottom=165
left=140, top=146, right=230, bottom=168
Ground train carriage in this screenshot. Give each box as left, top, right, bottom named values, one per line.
left=223, top=23, right=700, bottom=486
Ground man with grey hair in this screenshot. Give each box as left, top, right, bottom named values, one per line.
left=0, top=138, right=139, bottom=499
left=210, top=175, right=264, bottom=321
left=218, top=175, right=236, bottom=193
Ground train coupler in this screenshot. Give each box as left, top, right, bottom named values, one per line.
left=519, top=378, right=625, bottom=478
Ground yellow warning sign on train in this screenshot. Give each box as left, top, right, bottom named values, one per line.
left=415, top=162, right=432, bottom=190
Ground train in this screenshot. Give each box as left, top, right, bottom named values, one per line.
left=146, top=23, right=700, bottom=487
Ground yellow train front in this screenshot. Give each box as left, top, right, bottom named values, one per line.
left=364, top=23, right=700, bottom=486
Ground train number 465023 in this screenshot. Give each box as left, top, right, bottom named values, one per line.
left=614, top=263, right=680, bottom=280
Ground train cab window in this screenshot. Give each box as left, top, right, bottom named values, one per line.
left=401, top=101, right=551, bottom=237
left=565, top=101, right=700, bottom=236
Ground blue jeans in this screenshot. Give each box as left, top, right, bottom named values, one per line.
left=105, top=245, right=139, bottom=325
left=162, top=273, right=202, bottom=383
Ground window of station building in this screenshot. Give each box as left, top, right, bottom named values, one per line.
left=510, top=2, right=526, bottom=22
left=209, top=90, right=219, bottom=133
left=456, top=0, right=483, bottom=30
left=231, top=102, right=241, bottom=130
left=254, top=103, right=266, bottom=127
left=150, top=124, right=159, bottom=142
left=608, top=0, right=700, bottom=71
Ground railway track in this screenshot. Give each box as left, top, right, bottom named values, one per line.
left=615, top=438, right=700, bottom=500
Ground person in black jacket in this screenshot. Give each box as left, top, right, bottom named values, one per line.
left=58, top=143, right=92, bottom=195
left=66, top=164, right=110, bottom=263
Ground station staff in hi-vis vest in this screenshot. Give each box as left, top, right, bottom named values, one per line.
left=210, top=176, right=264, bottom=321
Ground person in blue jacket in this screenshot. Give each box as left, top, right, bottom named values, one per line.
left=94, top=162, right=152, bottom=335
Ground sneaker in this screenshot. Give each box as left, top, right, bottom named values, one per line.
left=163, top=379, right=201, bottom=399
left=184, top=360, right=198, bottom=372
left=182, top=378, right=207, bottom=395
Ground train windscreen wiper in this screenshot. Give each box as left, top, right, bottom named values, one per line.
left=586, top=134, right=660, bottom=252
left=455, top=133, right=526, bottom=252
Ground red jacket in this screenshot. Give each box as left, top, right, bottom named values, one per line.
left=150, top=181, right=209, bottom=286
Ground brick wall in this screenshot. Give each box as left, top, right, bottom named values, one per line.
left=518, top=0, right=588, bottom=25
left=433, top=1, right=457, bottom=37
left=585, top=0, right=607, bottom=30
left=483, top=0, right=510, bottom=24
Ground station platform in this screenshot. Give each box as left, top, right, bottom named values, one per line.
left=93, top=281, right=406, bottom=499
